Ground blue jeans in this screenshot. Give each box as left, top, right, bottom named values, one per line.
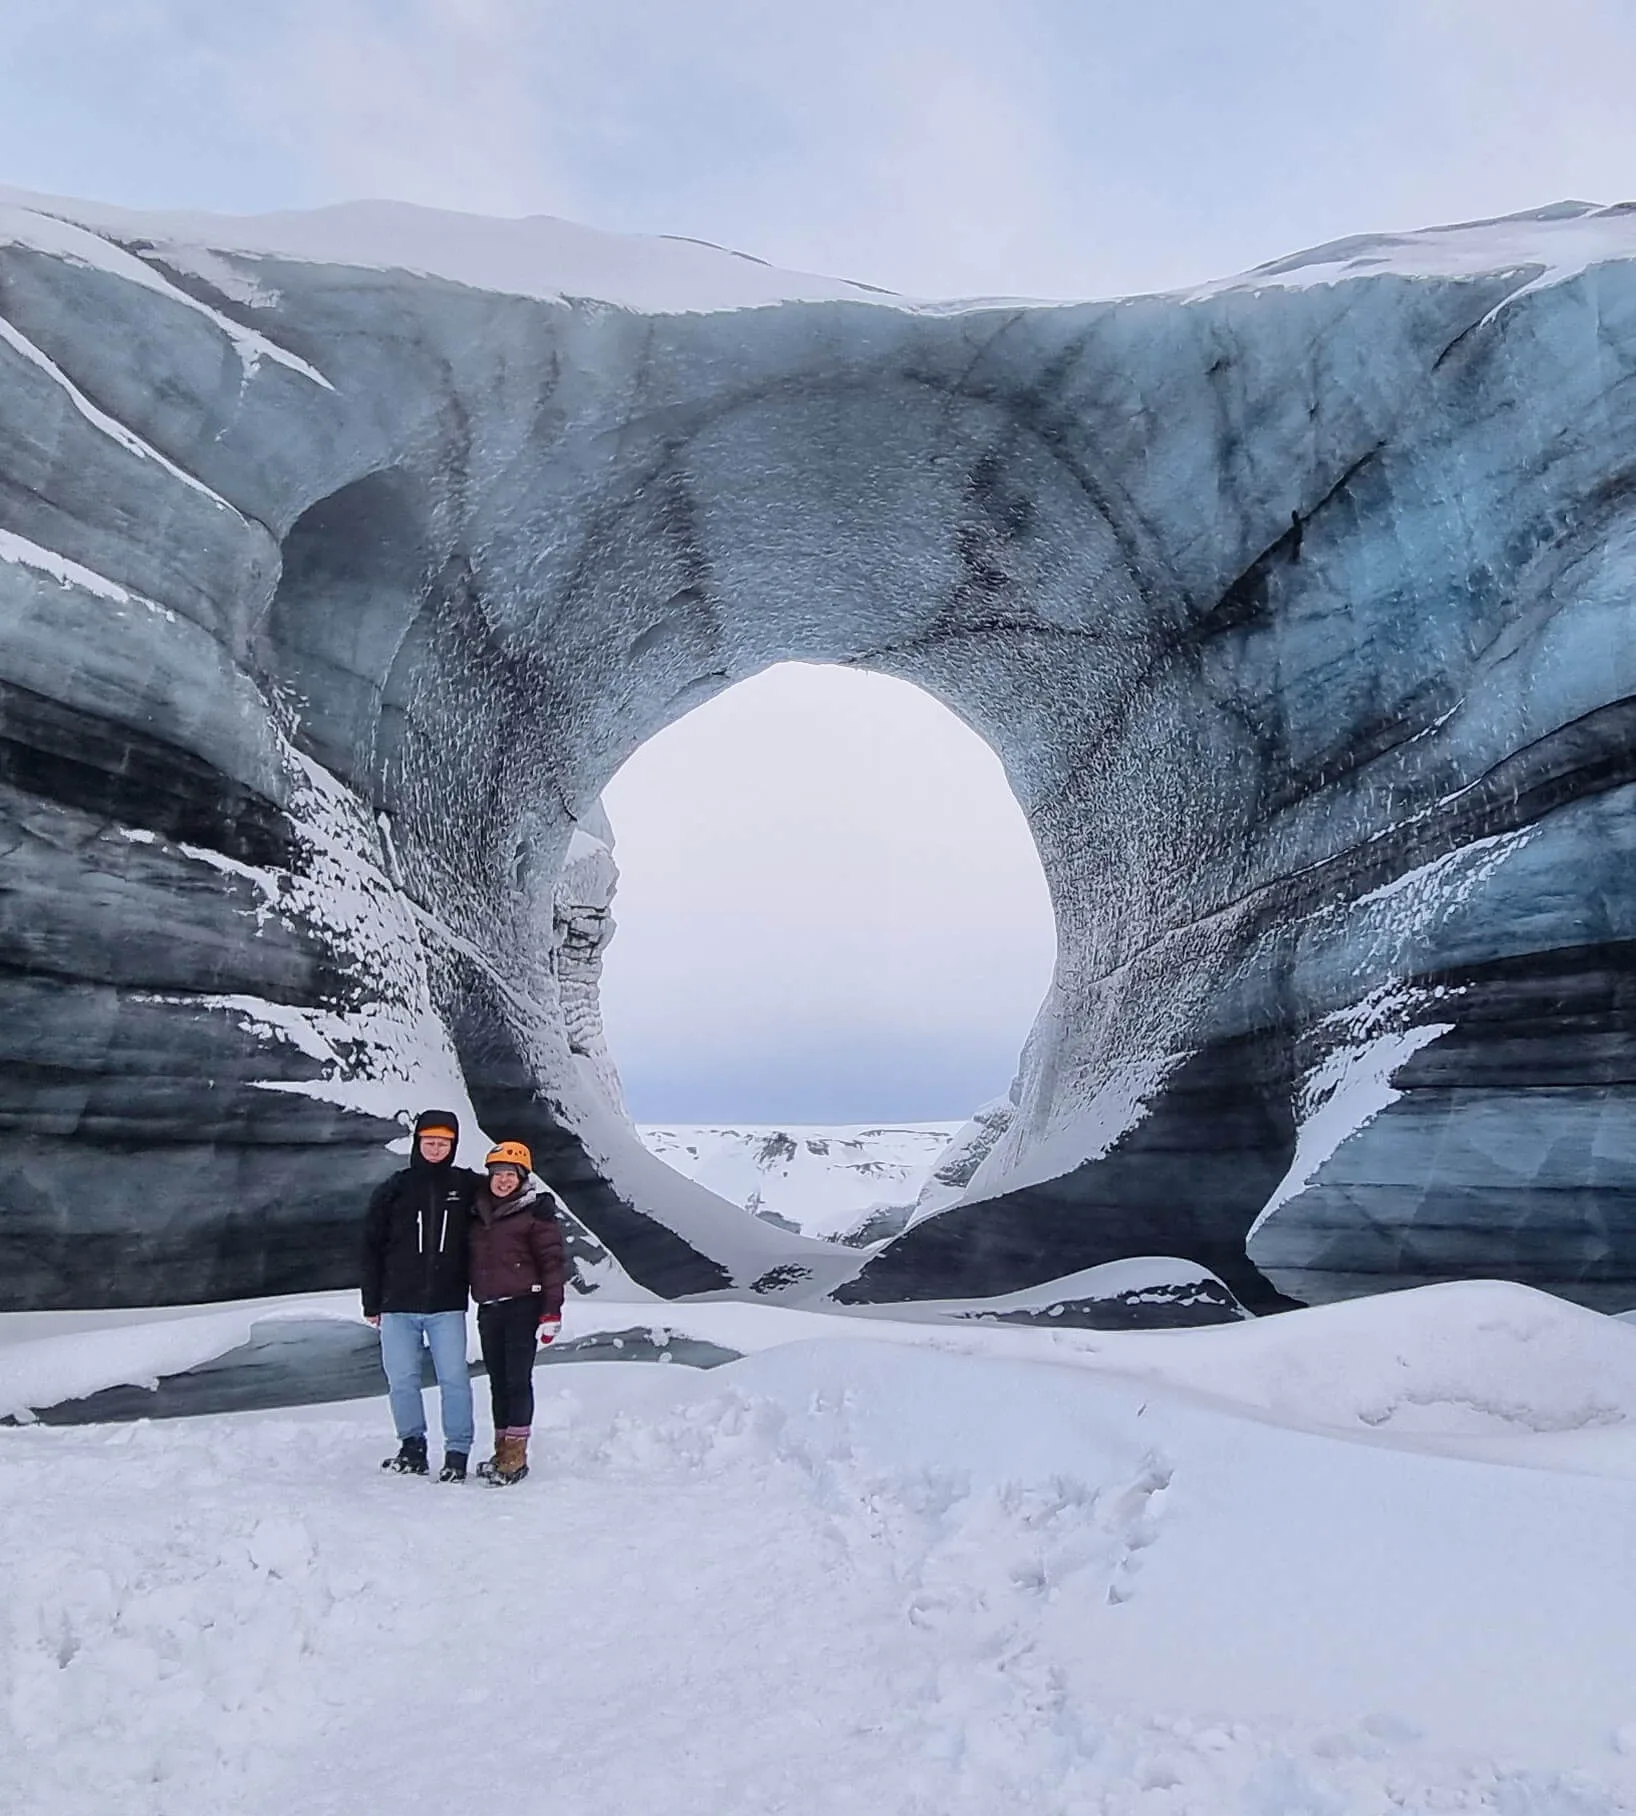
left=379, top=1311, right=474, bottom=1452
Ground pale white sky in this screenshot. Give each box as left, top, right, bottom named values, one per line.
left=3, top=2, right=1633, bottom=1115
left=5, top=3, right=1636, bottom=301
left=599, top=666, right=1056, bottom=1120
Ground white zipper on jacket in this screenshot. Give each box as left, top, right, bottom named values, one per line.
left=439, top=1204, right=449, bottom=1253
left=417, top=1208, right=424, bottom=1254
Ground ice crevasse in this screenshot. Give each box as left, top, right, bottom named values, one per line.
left=0, top=189, right=1633, bottom=1313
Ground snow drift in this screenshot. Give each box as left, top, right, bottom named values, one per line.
left=5, top=1280, right=1636, bottom=1812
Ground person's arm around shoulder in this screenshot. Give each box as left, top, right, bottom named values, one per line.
left=359, top=1175, right=395, bottom=1327
left=529, top=1183, right=571, bottom=1343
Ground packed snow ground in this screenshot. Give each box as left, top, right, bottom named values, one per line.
left=4, top=1284, right=1636, bottom=1816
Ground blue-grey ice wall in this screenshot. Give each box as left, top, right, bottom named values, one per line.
left=1, top=195, right=1632, bottom=1310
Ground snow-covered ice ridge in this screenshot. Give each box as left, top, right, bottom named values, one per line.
left=7, top=186, right=1634, bottom=314
left=0, top=187, right=903, bottom=315
left=5, top=1280, right=1636, bottom=1813
left=3, top=191, right=1636, bottom=1314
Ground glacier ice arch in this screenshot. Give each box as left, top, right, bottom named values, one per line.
left=1, top=195, right=1634, bottom=1313
left=595, top=663, right=1057, bottom=1124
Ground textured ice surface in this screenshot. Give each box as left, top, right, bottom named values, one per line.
left=2, top=192, right=1634, bottom=1309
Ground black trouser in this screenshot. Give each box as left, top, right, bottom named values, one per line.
left=478, top=1296, right=540, bottom=1433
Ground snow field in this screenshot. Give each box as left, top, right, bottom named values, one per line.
left=4, top=1307, right=1636, bottom=1814
left=637, top=1122, right=962, bottom=1240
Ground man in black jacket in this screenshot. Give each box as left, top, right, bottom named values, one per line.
left=360, top=1108, right=482, bottom=1481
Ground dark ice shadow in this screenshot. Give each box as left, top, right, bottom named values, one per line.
left=19, top=1320, right=743, bottom=1425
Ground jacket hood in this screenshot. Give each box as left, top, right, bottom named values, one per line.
left=410, top=1108, right=461, bottom=1170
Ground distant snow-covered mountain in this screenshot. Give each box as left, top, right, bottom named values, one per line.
left=637, top=1123, right=962, bottom=1243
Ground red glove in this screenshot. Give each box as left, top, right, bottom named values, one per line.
left=538, top=1316, right=561, bottom=1347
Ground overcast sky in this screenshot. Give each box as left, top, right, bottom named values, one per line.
left=6, top=2, right=1636, bottom=301
left=599, top=666, right=1056, bottom=1121
left=4, top=2, right=1634, bottom=1118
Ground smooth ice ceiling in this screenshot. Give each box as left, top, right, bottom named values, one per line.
left=599, top=664, right=1057, bottom=1122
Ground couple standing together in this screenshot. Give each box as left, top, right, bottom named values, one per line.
left=359, top=1108, right=568, bottom=1485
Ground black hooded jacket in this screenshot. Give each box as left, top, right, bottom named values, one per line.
left=359, top=1112, right=481, bottom=1317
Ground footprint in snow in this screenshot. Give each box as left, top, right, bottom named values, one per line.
left=1103, top=1453, right=1174, bottom=1605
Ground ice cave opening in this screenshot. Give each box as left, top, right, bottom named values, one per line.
left=8, top=195, right=1635, bottom=1317
left=595, top=661, right=1058, bottom=1126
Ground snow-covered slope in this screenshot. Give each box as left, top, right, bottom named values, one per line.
left=1193, top=198, right=1636, bottom=302
left=4, top=1282, right=1635, bottom=1813
left=9, top=186, right=1636, bottom=316
left=0, top=188, right=899, bottom=314
left=638, top=1122, right=961, bottom=1240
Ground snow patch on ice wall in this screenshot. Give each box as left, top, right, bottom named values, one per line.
left=0, top=309, right=235, bottom=510
left=968, top=1048, right=1186, bottom=1203
left=0, top=202, right=332, bottom=387
left=0, top=527, right=168, bottom=615
left=1250, top=988, right=1456, bottom=1242
left=127, top=742, right=486, bottom=1160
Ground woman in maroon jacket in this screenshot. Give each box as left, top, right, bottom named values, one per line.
left=470, top=1140, right=568, bottom=1485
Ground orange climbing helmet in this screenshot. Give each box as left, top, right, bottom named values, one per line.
left=484, top=1139, right=534, bottom=1176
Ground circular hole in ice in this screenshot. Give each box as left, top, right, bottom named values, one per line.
left=597, top=661, right=1056, bottom=1236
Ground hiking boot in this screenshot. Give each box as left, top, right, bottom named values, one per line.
left=488, top=1433, right=529, bottom=1486
left=382, top=1435, right=429, bottom=1475
left=438, top=1450, right=468, bottom=1484
left=474, top=1444, right=503, bottom=1481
